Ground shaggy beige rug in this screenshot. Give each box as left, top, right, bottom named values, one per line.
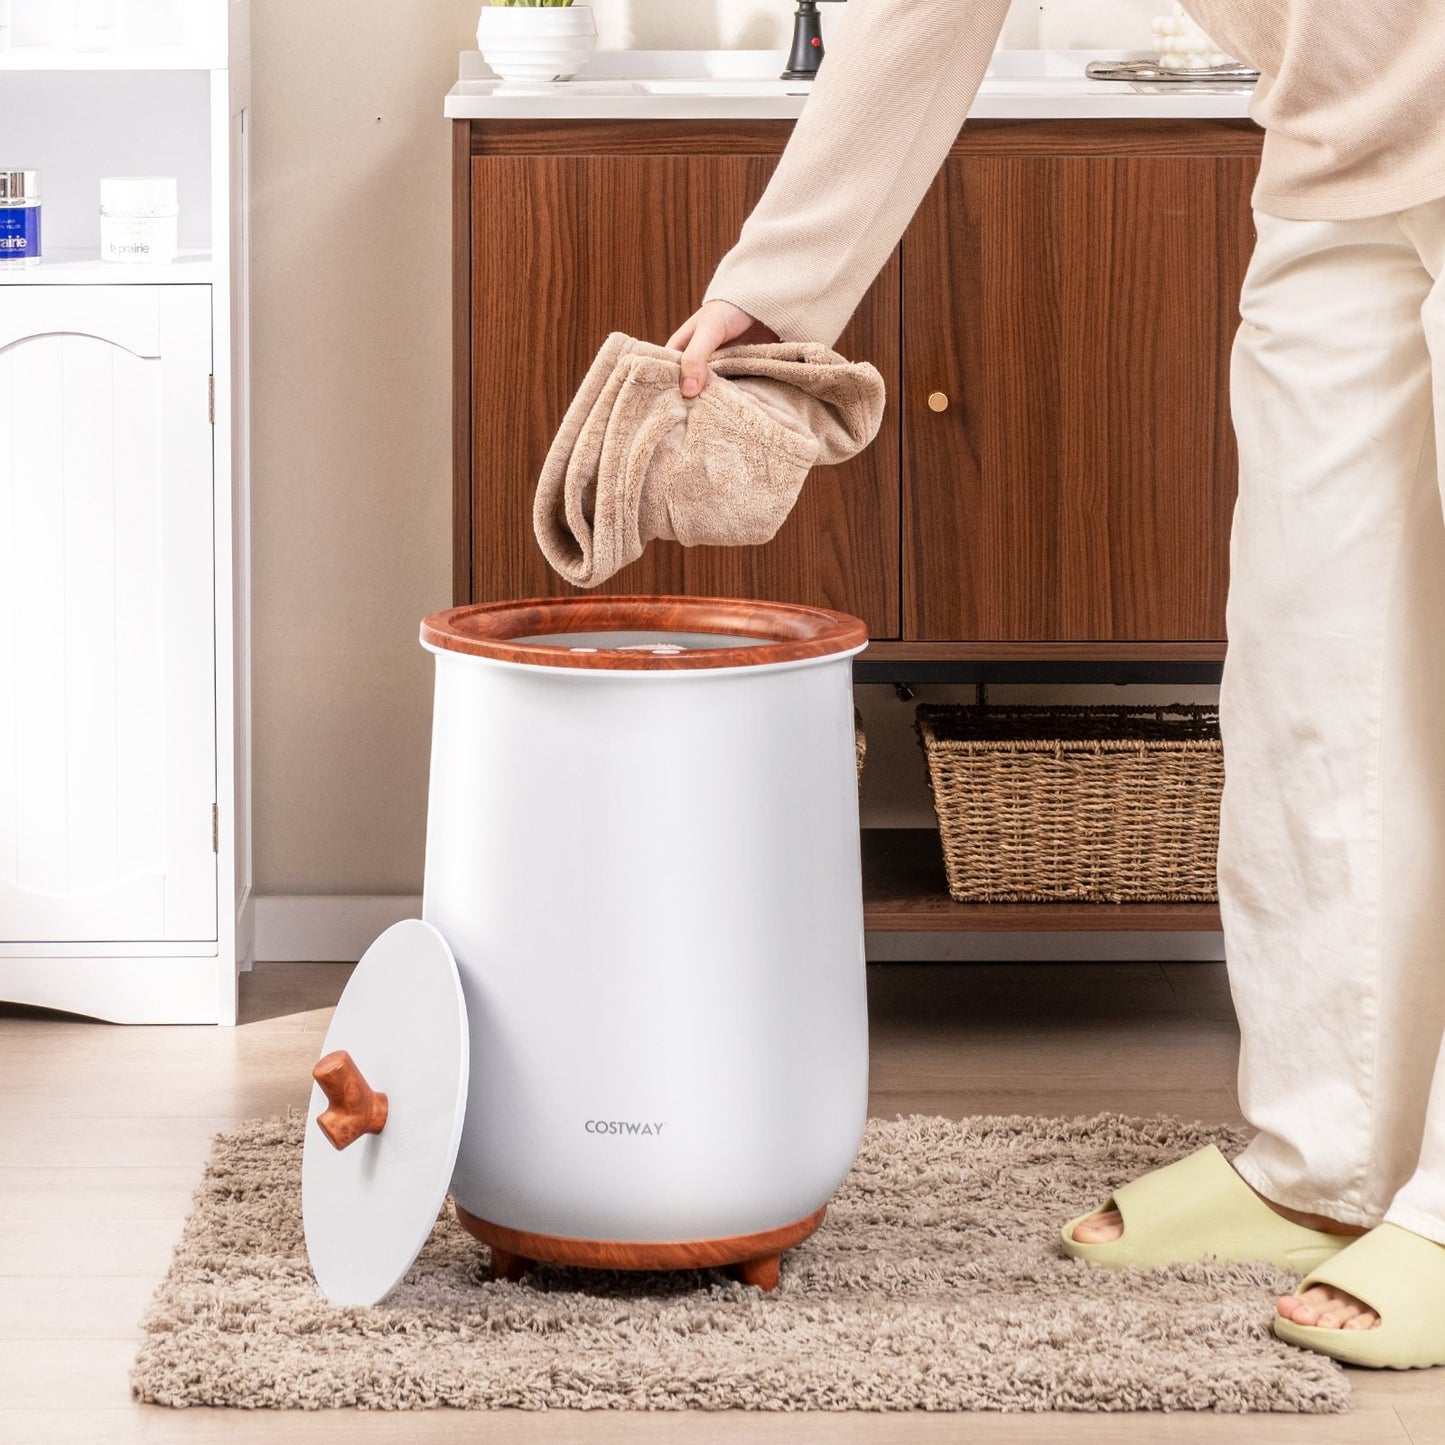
left=132, top=1113, right=1349, bottom=1413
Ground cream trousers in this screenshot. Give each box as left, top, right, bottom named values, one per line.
left=1222, top=197, right=1445, bottom=1242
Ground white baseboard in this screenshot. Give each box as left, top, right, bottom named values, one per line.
left=254, top=895, right=1224, bottom=966
left=255, top=895, right=423, bottom=962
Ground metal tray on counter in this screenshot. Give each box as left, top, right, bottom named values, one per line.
left=1085, top=59, right=1259, bottom=84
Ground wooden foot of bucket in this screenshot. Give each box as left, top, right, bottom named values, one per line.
left=486, top=1244, right=534, bottom=1283
left=731, top=1253, right=781, bottom=1291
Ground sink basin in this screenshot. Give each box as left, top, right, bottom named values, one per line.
left=623, top=52, right=1160, bottom=98
left=634, top=78, right=814, bottom=96
left=636, top=75, right=1110, bottom=100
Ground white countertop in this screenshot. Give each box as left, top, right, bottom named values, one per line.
left=445, top=49, right=1257, bottom=122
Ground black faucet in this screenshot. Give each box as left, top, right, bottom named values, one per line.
left=782, top=0, right=846, bottom=81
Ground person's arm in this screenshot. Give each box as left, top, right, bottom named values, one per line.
left=702, top=0, right=1013, bottom=349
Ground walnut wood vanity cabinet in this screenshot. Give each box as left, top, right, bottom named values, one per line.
left=454, top=114, right=1264, bottom=931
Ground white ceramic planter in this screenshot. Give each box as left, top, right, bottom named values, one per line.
left=476, top=3, right=597, bottom=83
left=419, top=597, right=870, bottom=1249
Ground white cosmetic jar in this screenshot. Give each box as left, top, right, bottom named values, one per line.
left=100, top=176, right=179, bottom=265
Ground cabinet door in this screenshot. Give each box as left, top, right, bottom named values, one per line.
left=903, top=126, right=1258, bottom=642
left=0, top=285, right=216, bottom=943
left=465, top=149, right=901, bottom=636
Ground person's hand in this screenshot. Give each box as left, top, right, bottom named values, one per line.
left=666, top=301, right=780, bottom=397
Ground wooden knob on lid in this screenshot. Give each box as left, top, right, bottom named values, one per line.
left=312, top=1049, right=389, bottom=1150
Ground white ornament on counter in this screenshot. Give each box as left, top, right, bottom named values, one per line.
left=1151, top=4, right=1235, bottom=69
left=476, top=2, right=598, bottom=84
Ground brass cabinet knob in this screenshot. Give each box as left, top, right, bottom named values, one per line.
left=927, top=391, right=950, bottom=412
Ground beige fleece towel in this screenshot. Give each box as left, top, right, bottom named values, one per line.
left=533, top=331, right=886, bottom=589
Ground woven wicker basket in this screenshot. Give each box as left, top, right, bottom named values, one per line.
left=915, top=703, right=1222, bottom=903
left=854, top=708, right=866, bottom=784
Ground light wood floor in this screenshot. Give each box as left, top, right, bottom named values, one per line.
left=2, top=960, right=1441, bottom=1445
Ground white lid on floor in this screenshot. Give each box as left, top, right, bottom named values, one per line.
left=301, top=919, right=469, bottom=1306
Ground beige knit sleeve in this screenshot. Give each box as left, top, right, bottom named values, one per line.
left=702, top=0, right=1014, bottom=347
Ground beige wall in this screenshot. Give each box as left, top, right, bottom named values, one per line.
left=250, top=0, right=1162, bottom=897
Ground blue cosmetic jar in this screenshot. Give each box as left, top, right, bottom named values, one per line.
left=0, top=171, right=42, bottom=267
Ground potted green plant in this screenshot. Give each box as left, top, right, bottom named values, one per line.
left=476, top=0, right=598, bottom=83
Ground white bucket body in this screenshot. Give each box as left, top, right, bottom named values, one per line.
left=422, top=643, right=868, bottom=1242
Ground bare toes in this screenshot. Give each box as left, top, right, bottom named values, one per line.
left=1281, top=1285, right=1380, bottom=1331
left=1285, top=1289, right=1329, bottom=1325
left=1071, top=1208, right=1124, bottom=1244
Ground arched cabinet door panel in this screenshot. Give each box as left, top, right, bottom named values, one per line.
left=0, top=285, right=216, bottom=944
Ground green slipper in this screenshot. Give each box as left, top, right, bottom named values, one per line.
left=1273, top=1223, right=1445, bottom=1369
left=1061, top=1144, right=1352, bottom=1272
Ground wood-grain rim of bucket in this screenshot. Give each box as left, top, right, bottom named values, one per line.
left=420, top=595, right=868, bottom=671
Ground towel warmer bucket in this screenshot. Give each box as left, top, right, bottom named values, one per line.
left=417, top=594, right=869, bottom=1286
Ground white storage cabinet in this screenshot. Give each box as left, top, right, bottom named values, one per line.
left=0, top=0, right=252, bottom=1023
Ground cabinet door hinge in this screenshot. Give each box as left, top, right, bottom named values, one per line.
left=208, top=375, right=216, bottom=425
left=211, top=804, right=219, bottom=853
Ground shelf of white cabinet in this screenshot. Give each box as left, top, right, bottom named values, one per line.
left=0, top=47, right=224, bottom=71
left=0, top=250, right=215, bottom=285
